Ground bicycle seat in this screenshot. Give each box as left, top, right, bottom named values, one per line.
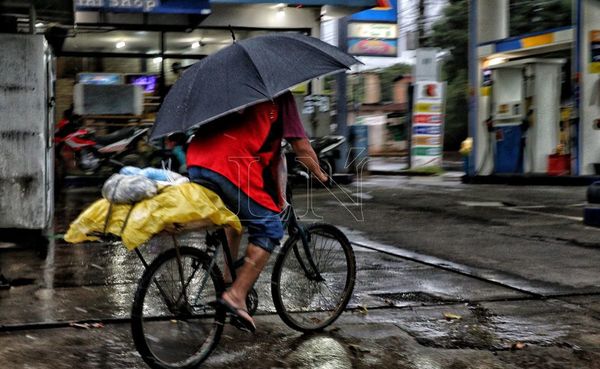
left=95, top=127, right=135, bottom=145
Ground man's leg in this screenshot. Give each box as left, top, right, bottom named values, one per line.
left=221, top=244, right=270, bottom=319
left=223, top=228, right=243, bottom=284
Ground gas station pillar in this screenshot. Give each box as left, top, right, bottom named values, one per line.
left=469, top=0, right=509, bottom=175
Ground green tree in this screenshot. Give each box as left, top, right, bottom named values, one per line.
left=378, top=63, right=412, bottom=102
left=346, top=63, right=411, bottom=105
left=429, top=0, right=469, bottom=150
left=510, top=0, right=571, bottom=36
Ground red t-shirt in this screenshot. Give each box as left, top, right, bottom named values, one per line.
left=187, top=92, right=306, bottom=212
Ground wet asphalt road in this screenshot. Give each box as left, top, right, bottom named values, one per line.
left=1, top=174, right=600, bottom=368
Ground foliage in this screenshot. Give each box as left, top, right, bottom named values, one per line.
left=444, top=70, right=469, bottom=150
left=428, top=0, right=469, bottom=150
left=510, top=0, right=572, bottom=36
left=348, top=63, right=412, bottom=105
left=378, top=63, right=412, bottom=102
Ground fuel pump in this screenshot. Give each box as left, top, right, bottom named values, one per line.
left=483, top=58, right=565, bottom=175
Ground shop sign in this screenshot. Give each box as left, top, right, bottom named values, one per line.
left=411, top=81, right=446, bottom=169
left=75, top=0, right=210, bottom=14
left=78, top=73, right=122, bottom=85
left=413, top=135, right=441, bottom=146
left=415, top=48, right=439, bottom=82
left=413, top=114, right=443, bottom=124
left=413, top=124, right=441, bottom=135
left=590, top=30, right=600, bottom=74
left=414, top=102, right=442, bottom=113
left=412, top=146, right=442, bottom=156
left=348, top=23, right=397, bottom=39
left=415, top=81, right=444, bottom=100
left=348, top=38, right=397, bottom=57
left=350, top=0, right=397, bottom=23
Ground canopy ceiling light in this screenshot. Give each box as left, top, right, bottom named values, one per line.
left=487, top=57, right=507, bottom=67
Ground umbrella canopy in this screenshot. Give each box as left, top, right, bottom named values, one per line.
left=150, top=33, right=360, bottom=139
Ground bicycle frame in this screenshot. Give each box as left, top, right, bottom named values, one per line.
left=132, top=187, right=326, bottom=302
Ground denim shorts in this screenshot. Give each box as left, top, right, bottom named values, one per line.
left=188, top=166, right=284, bottom=253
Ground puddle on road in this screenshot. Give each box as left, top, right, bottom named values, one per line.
left=397, top=303, right=574, bottom=351
left=370, top=292, right=461, bottom=309
left=286, top=335, right=353, bottom=369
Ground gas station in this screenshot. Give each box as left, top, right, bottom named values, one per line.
left=468, top=0, right=600, bottom=179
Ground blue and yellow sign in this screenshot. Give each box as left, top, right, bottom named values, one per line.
left=350, top=0, right=397, bottom=23
left=74, top=0, right=210, bottom=14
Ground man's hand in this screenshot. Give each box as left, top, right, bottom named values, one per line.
left=290, top=138, right=330, bottom=185
left=313, top=171, right=332, bottom=188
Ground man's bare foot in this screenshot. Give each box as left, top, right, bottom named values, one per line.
left=221, top=290, right=255, bottom=332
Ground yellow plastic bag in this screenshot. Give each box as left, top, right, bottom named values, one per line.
left=65, top=183, right=242, bottom=250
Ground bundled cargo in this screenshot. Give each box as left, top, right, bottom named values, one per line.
left=65, top=182, right=241, bottom=250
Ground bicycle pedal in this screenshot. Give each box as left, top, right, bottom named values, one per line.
left=229, top=316, right=253, bottom=333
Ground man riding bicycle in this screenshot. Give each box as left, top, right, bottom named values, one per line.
left=186, top=91, right=328, bottom=332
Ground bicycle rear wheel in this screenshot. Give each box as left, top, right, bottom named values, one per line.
left=271, top=223, right=356, bottom=332
left=131, top=247, right=226, bottom=369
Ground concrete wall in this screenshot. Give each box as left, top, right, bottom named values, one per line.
left=580, top=0, right=600, bottom=175
left=0, top=34, right=51, bottom=229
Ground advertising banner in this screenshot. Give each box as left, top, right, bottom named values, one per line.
left=348, top=38, right=398, bottom=57
left=413, top=124, right=442, bottom=136
left=411, top=81, right=446, bottom=169
left=349, top=0, right=397, bottom=22
left=347, top=0, right=397, bottom=58
left=348, top=23, right=397, bottom=39
left=413, top=114, right=443, bottom=124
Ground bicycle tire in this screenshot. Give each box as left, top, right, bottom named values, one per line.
left=271, top=223, right=356, bottom=333
left=131, top=247, right=226, bottom=369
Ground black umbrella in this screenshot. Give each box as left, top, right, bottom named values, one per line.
left=150, top=33, right=360, bottom=139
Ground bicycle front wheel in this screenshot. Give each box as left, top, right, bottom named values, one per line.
left=271, top=223, right=356, bottom=332
left=131, top=247, right=226, bottom=369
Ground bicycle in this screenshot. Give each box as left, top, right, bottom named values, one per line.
left=129, top=182, right=356, bottom=369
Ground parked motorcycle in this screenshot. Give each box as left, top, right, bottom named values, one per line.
left=55, top=121, right=149, bottom=175
left=284, top=135, right=346, bottom=181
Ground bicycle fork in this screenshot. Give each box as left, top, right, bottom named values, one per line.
left=289, top=217, right=325, bottom=283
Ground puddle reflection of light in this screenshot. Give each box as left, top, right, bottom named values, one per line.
left=286, top=336, right=351, bottom=369
left=37, top=229, right=57, bottom=322
left=411, top=356, right=442, bottom=369
left=106, top=245, right=132, bottom=317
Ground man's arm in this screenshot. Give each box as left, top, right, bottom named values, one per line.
left=289, top=137, right=329, bottom=183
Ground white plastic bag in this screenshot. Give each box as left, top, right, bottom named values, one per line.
left=102, top=174, right=158, bottom=204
